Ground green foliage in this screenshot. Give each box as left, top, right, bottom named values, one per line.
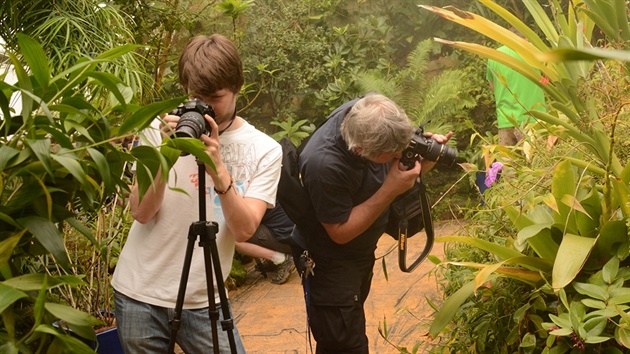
left=418, top=0, right=630, bottom=352
left=238, top=0, right=336, bottom=120
left=0, top=34, right=197, bottom=353
left=269, top=115, right=314, bottom=146
left=357, top=38, right=478, bottom=147
left=0, top=0, right=151, bottom=103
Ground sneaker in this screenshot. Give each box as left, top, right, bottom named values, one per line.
left=254, top=259, right=278, bottom=273
left=271, top=255, right=295, bottom=285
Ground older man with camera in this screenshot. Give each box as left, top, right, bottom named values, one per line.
left=112, top=34, right=282, bottom=353
left=295, top=93, right=452, bottom=353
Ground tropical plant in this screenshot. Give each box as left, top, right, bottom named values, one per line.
left=269, top=115, right=314, bottom=146
left=357, top=38, right=477, bottom=146
left=416, top=0, right=630, bottom=352
left=0, top=33, right=211, bottom=353
left=0, top=0, right=151, bottom=103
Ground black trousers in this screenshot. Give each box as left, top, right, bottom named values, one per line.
left=306, top=253, right=375, bottom=354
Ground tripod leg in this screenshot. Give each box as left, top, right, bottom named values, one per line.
left=201, top=227, right=220, bottom=354
left=168, top=223, right=198, bottom=354
left=201, top=221, right=238, bottom=354
left=207, top=230, right=238, bottom=353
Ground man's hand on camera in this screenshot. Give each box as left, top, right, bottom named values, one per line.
left=386, top=157, right=421, bottom=197
left=424, top=131, right=453, bottom=144
left=159, top=114, right=180, bottom=138
left=199, top=115, right=230, bottom=186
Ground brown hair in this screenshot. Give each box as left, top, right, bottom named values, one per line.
left=178, top=34, right=244, bottom=96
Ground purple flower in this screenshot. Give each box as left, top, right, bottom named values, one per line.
left=484, top=162, right=504, bottom=188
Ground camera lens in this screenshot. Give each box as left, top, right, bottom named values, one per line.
left=425, top=139, right=457, bottom=166
left=175, top=112, right=207, bottom=139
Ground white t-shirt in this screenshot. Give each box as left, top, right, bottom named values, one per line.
left=112, top=118, right=282, bottom=308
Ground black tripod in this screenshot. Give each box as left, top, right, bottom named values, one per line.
left=168, top=159, right=237, bottom=354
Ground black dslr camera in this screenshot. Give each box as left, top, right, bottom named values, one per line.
left=171, top=100, right=216, bottom=139
left=400, top=125, right=457, bottom=170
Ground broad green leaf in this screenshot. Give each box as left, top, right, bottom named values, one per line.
left=63, top=120, right=94, bottom=143
left=611, top=177, right=630, bottom=218
left=449, top=260, right=545, bottom=283
left=6, top=49, right=33, bottom=121
left=508, top=207, right=558, bottom=261
left=596, top=221, right=628, bottom=259
left=540, top=47, right=630, bottom=63
left=609, top=294, right=630, bottom=306
left=0, top=283, right=28, bottom=314
left=95, top=44, right=141, bottom=61
left=553, top=233, right=597, bottom=289
left=584, top=336, right=611, bottom=344
left=550, top=327, right=573, bottom=336
left=45, top=303, right=102, bottom=327
left=17, top=33, right=50, bottom=88
left=517, top=224, right=558, bottom=261
left=573, top=282, right=608, bottom=301
left=64, top=217, right=97, bottom=246
left=560, top=194, right=591, bottom=218
left=428, top=279, right=488, bottom=338
left=477, top=0, right=547, bottom=51
left=563, top=157, right=606, bottom=176
left=85, top=72, right=126, bottom=107
left=575, top=185, right=602, bottom=239
left=436, top=236, right=523, bottom=260
left=118, top=97, right=185, bottom=135
left=51, top=152, right=88, bottom=187
left=131, top=145, right=171, bottom=202
left=32, top=273, right=48, bottom=330
left=549, top=313, right=572, bottom=329
left=432, top=38, right=558, bottom=95
left=86, top=148, right=111, bottom=187
left=0, top=231, right=24, bottom=266
left=552, top=160, right=578, bottom=234
left=16, top=216, right=67, bottom=267
left=2, top=274, right=65, bottom=291
left=419, top=5, right=553, bottom=78
left=602, top=257, right=620, bottom=284
left=0, top=144, right=20, bottom=171
left=521, top=0, right=559, bottom=46
left=164, top=137, right=213, bottom=168
left=25, top=138, right=53, bottom=175
left=581, top=299, right=606, bottom=309
left=36, top=324, right=97, bottom=354
left=616, top=326, right=630, bottom=348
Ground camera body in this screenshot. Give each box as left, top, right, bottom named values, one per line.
left=399, top=126, right=457, bottom=170
left=171, top=100, right=216, bottom=139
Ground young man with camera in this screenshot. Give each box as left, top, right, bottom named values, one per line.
left=111, top=34, right=282, bottom=353
left=295, top=93, right=451, bottom=353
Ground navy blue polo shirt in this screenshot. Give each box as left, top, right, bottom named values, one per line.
left=299, top=99, right=390, bottom=259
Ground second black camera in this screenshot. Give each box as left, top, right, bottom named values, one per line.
left=171, top=100, right=216, bottom=139
left=400, top=125, right=457, bottom=170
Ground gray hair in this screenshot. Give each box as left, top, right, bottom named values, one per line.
left=340, top=94, right=413, bottom=159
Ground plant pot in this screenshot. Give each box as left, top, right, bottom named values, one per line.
left=53, top=314, right=123, bottom=353
left=92, top=326, right=124, bottom=354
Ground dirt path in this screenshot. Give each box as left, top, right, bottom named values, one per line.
left=230, top=220, right=464, bottom=353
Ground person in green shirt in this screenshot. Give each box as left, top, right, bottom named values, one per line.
left=486, top=40, right=546, bottom=146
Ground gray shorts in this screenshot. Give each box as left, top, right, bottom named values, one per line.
left=247, top=224, right=292, bottom=254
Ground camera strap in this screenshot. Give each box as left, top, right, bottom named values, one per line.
left=218, top=109, right=237, bottom=136
left=397, top=179, right=434, bottom=273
